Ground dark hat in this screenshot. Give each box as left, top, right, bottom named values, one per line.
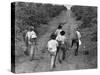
left=60, top=31, right=65, bottom=35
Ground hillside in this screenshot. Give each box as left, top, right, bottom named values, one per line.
left=14, top=3, right=97, bottom=73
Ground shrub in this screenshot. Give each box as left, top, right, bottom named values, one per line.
left=71, top=6, right=97, bottom=42
left=14, top=2, right=66, bottom=40
left=71, top=6, right=97, bottom=29
left=15, top=2, right=66, bottom=31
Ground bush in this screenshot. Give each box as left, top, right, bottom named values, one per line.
left=71, top=6, right=97, bottom=29
left=91, top=30, right=97, bottom=41
left=15, top=2, right=66, bottom=32
left=14, top=2, right=67, bottom=40
left=71, top=6, right=97, bottom=42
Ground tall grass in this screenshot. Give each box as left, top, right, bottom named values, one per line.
left=71, top=6, right=97, bottom=41
left=15, top=2, right=66, bottom=37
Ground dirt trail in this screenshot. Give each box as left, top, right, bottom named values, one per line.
left=15, top=10, right=93, bottom=73
left=36, top=11, right=69, bottom=52
left=15, top=10, right=70, bottom=73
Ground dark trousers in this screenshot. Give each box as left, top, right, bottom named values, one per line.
left=57, top=43, right=66, bottom=63
left=71, top=39, right=79, bottom=56
left=24, top=39, right=30, bottom=55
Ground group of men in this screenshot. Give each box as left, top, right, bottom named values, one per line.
left=47, top=24, right=81, bottom=70
left=23, top=26, right=37, bottom=60
left=24, top=24, right=81, bottom=70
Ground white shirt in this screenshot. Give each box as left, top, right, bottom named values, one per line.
left=72, top=31, right=81, bottom=40
left=47, top=40, right=58, bottom=52
left=55, top=29, right=62, bottom=36
left=56, top=35, right=66, bottom=44
left=26, top=31, right=37, bottom=40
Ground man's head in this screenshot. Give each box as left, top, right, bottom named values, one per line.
left=29, top=26, right=34, bottom=31
left=50, top=34, right=56, bottom=40
left=60, top=31, right=65, bottom=35
left=58, top=25, right=62, bottom=29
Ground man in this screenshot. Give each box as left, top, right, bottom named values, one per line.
left=55, top=25, right=63, bottom=36
left=71, top=30, right=81, bottom=56
left=47, top=34, right=58, bottom=70
left=24, top=26, right=37, bottom=60
left=56, top=31, right=67, bottom=63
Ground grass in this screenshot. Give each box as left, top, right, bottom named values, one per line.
left=14, top=2, right=67, bottom=56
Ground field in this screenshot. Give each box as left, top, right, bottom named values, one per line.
left=12, top=2, right=97, bottom=73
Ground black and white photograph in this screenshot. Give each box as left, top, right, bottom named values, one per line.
left=11, top=1, right=97, bottom=74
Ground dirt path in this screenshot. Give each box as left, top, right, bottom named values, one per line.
left=15, top=10, right=95, bottom=73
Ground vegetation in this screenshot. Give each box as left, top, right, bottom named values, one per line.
left=13, top=2, right=67, bottom=56
left=71, top=6, right=97, bottom=41
left=15, top=2, right=66, bottom=40
left=71, top=6, right=97, bottom=28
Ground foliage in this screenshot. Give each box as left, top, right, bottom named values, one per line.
left=71, top=6, right=97, bottom=42
left=15, top=2, right=66, bottom=33
left=71, top=6, right=97, bottom=28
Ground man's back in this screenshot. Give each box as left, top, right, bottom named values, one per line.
left=76, top=31, right=81, bottom=39
left=26, top=30, right=37, bottom=39
left=48, top=40, right=58, bottom=52
left=72, top=31, right=81, bottom=40
left=56, top=35, right=66, bottom=44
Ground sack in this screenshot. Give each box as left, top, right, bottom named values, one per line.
left=50, top=52, right=56, bottom=56
left=79, top=39, right=82, bottom=45
left=31, top=34, right=37, bottom=38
